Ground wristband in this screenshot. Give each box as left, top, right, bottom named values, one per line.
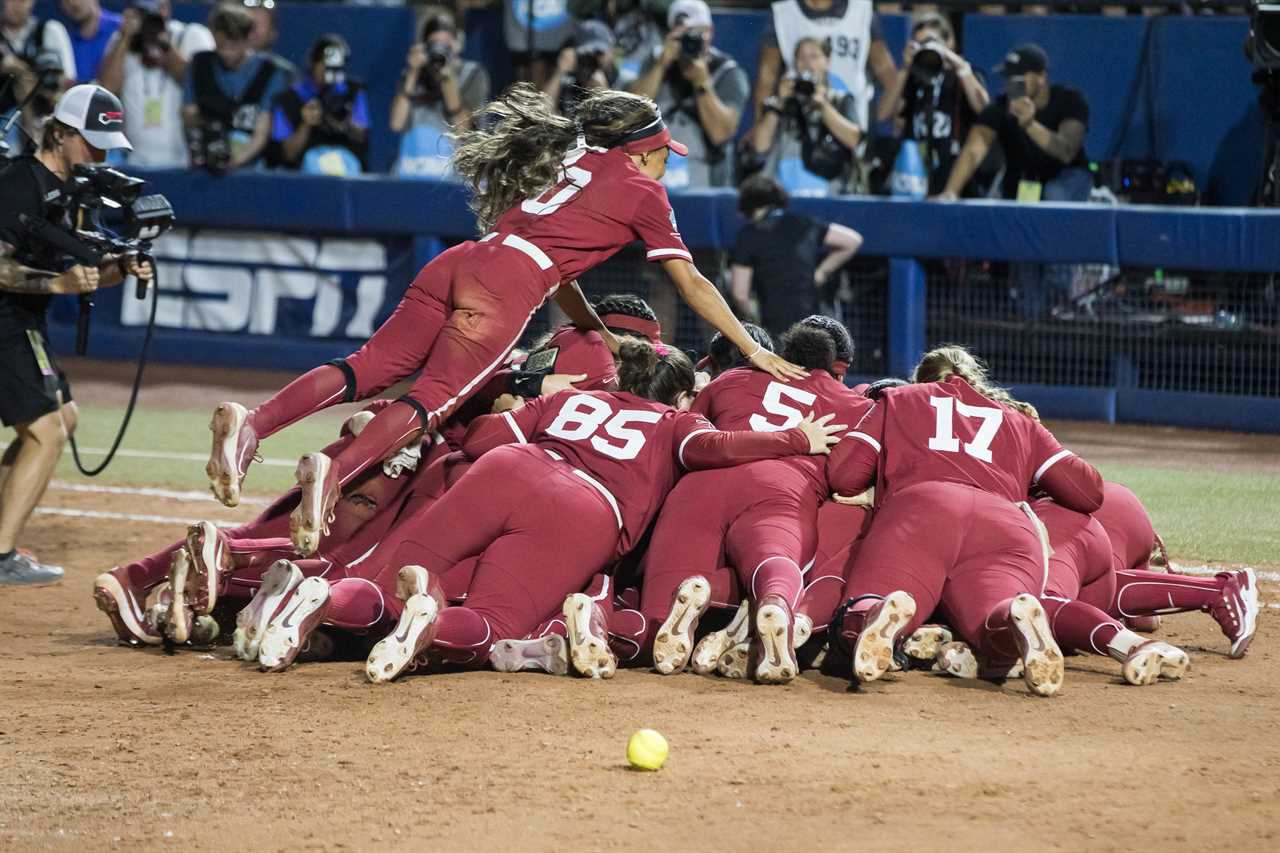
left=743, top=343, right=763, bottom=360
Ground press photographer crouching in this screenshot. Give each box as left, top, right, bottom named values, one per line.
left=0, top=84, right=154, bottom=586
left=271, top=34, right=369, bottom=175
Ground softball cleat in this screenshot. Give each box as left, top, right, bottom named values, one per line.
left=184, top=521, right=231, bottom=615
left=691, top=599, right=749, bottom=675
left=717, top=641, right=751, bottom=680
left=94, top=567, right=162, bottom=646
left=1211, top=568, right=1259, bottom=659
left=1122, top=640, right=1190, bottom=686
left=852, top=591, right=916, bottom=684
left=290, top=452, right=338, bottom=557
left=234, top=560, right=305, bottom=661
left=258, top=576, right=332, bottom=673
left=1007, top=594, right=1065, bottom=697
left=489, top=636, right=569, bottom=675
left=651, top=576, right=710, bottom=675
left=903, top=624, right=955, bottom=663
left=164, top=549, right=195, bottom=644
left=366, top=566, right=446, bottom=683
left=564, top=593, right=617, bottom=679
left=753, top=595, right=798, bottom=684
left=207, top=402, right=258, bottom=508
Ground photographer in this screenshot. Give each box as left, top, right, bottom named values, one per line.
left=271, top=34, right=369, bottom=175
left=2, top=0, right=77, bottom=152
left=626, top=0, right=747, bottom=188
left=543, top=19, right=617, bottom=118
left=389, top=8, right=488, bottom=177
left=751, top=36, right=862, bottom=196
left=0, top=84, right=150, bottom=586
left=98, top=0, right=214, bottom=168
left=182, top=2, right=286, bottom=174
left=877, top=12, right=989, bottom=196
left=59, top=0, right=120, bottom=83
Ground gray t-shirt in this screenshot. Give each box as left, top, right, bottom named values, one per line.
left=766, top=87, right=860, bottom=197
left=640, top=46, right=748, bottom=189
left=397, top=60, right=490, bottom=177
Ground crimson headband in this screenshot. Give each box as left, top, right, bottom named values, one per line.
left=601, top=313, right=662, bottom=343
left=618, top=116, right=689, bottom=157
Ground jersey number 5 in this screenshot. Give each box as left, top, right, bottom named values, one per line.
left=545, top=394, right=662, bottom=461
left=749, top=382, right=817, bottom=432
left=928, top=396, right=1004, bottom=463
left=521, top=149, right=593, bottom=216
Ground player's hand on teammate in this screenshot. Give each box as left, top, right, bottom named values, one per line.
left=491, top=394, right=523, bottom=414
left=541, top=373, right=587, bottom=396
left=49, top=264, right=100, bottom=294
left=749, top=348, right=810, bottom=382
left=832, top=487, right=875, bottom=507
left=797, top=412, right=846, bottom=455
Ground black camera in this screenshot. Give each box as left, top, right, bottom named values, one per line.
left=910, top=37, right=945, bottom=79
left=188, top=121, right=232, bottom=174
left=33, top=49, right=64, bottom=92
left=425, top=41, right=452, bottom=70
left=680, top=31, right=705, bottom=60
left=792, top=71, right=816, bottom=100
left=129, top=11, right=171, bottom=67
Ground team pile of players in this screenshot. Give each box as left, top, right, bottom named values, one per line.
left=91, top=297, right=1260, bottom=696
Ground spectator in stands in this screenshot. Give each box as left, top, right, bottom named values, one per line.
left=626, top=0, right=747, bottom=189
left=240, top=0, right=293, bottom=83
left=729, top=173, right=864, bottom=339
left=937, top=44, right=1090, bottom=316
left=751, top=0, right=896, bottom=138
left=750, top=36, right=862, bottom=196
left=503, top=0, right=576, bottom=88
left=59, top=0, right=120, bottom=83
left=2, top=0, right=75, bottom=152
left=877, top=11, right=989, bottom=196
left=543, top=19, right=616, bottom=118
left=569, top=0, right=669, bottom=86
left=390, top=7, right=489, bottom=178
left=99, top=0, right=213, bottom=168
left=183, top=2, right=287, bottom=173
left=271, top=34, right=369, bottom=176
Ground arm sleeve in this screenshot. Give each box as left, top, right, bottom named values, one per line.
left=674, top=413, right=809, bottom=471
left=827, top=403, right=885, bottom=495
left=460, top=398, right=546, bottom=459
left=1028, top=421, right=1102, bottom=513
left=633, top=187, right=693, bottom=263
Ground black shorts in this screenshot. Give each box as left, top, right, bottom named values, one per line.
left=0, top=327, right=72, bottom=428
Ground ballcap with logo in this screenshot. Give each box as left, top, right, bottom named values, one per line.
left=52, top=84, right=133, bottom=151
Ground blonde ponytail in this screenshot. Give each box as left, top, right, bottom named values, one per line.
left=912, top=345, right=1040, bottom=420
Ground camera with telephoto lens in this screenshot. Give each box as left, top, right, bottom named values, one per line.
left=129, top=10, right=171, bottom=67
left=319, top=45, right=354, bottom=124
left=792, top=71, right=816, bottom=100
left=680, top=30, right=705, bottom=60
left=425, top=41, right=451, bottom=71
left=910, top=36, right=946, bottom=81
left=188, top=121, right=232, bottom=174
left=33, top=49, right=63, bottom=92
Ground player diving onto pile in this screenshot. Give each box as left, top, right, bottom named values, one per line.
left=203, top=85, right=807, bottom=553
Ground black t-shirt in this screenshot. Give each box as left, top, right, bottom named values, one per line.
left=0, top=156, right=71, bottom=332
left=975, top=84, right=1089, bottom=199
left=901, top=69, right=982, bottom=195
left=730, top=209, right=829, bottom=338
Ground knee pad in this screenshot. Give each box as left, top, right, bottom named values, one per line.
left=327, top=358, right=359, bottom=404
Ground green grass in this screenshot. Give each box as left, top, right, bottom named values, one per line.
left=30, top=406, right=1280, bottom=568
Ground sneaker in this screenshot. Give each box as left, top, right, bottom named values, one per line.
left=753, top=595, right=798, bottom=684
left=847, top=591, right=916, bottom=684
left=366, top=566, right=446, bottom=683
left=93, top=567, right=162, bottom=646
left=258, top=576, right=332, bottom=672
left=164, top=550, right=195, bottom=644
left=1122, top=640, right=1191, bottom=686
left=1210, top=569, right=1259, bottom=659
left=0, top=551, right=63, bottom=586
left=717, top=641, right=751, bottom=679
left=184, top=521, right=231, bottom=615
left=290, top=452, right=339, bottom=557
left=207, top=402, right=258, bottom=508
left=233, top=560, right=305, bottom=661
left=691, top=600, right=749, bottom=675
left=903, top=625, right=955, bottom=663
left=651, top=576, right=710, bottom=675
left=563, top=593, right=617, bottom=679
left=490, top=636, right=569, bottom=675
left=1006, top=594, right=1065, bottom=697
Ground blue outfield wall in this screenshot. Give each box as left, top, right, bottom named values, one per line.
left=46, top=173, right=1280, bottom=434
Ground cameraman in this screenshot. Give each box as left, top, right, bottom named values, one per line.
left=878, top=12, right=989, bottom=196
left=751, top=36, right=862, bottom=196
left=182, top=2, right=286, bottom=174
left=0, top=84, right=150, bottom=586
left=99, top=0, right=214, bottom=168
left=271, top=34, right=369, bottom=175
left=626, top=0, right=747, bottom=188
left=389, top=8, right=488, bottom=177
left=543, top=19, right=617, bottom=118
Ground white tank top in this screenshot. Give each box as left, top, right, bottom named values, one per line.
left=770, top=0, right=874, bottom=129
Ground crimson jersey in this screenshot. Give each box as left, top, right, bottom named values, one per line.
left=1034, top=497, right=1113, bottom=597
left=693, top=367, right=875, bottom=498
left=463, top=390, right=807, bottom=554
left=518, top=326, right=618, bottom=392
left=492, top=147, right=692, bottom=282
left=829, top=376, right=1074, bottom=504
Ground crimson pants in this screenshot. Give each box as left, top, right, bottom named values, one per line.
left=844, top=482, right=1045, bottom=659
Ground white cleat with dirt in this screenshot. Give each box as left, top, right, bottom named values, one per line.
left=1122, top=640, right=1190, bottom=686
left=234, top=560, right=305, bottom=661
left=290, top=452, right=338, bottom=557
left=717, top=641, right=751, bottom=680
left=753, top=595, right=798, bottom=684
left=258, top=576, right=332, bottom=672
left=904, top=624, right=955, bottom=663
left=652, top=576, right=711, bottom=675
left=489, top=636, right=569, bottom=675
left=365, top=566, right=446, bottom=684
left=564, top=593, right=617, bottom=679
left=853, top=591, right=916, bottom=684
left=1007, top=593, right=1065, bottom=697
left=164, top=550, right=194, bottom=644
left=206, top=402, right=257, bottom=508
left=690, top=599, right=749, bottom=675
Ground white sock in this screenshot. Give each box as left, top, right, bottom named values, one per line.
left=1107, top=628, right=1146, bottom=661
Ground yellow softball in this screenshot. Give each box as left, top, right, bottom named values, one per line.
left=626, top=729, right=669, bottom=771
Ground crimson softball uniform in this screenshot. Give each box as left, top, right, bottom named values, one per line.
left=798, top=501, right=873, bottom=630
left=245, top=146, right=690, bottom=495
left=321, top=390, right=811, bottom=654
left=639, top=367, right=875, bottom=637
left=828, top=377, right=1103, bottom=659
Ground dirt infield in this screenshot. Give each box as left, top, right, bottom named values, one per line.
left=1, top=360, right=1277, bottom=852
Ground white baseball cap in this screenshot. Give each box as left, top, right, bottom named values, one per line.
left=668, top=0, right=713, bottom=29
left=52, top=84, right=133, bottom=151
